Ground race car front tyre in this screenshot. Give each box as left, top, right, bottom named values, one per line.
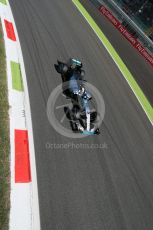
left=62, top=64, right=68, bottom=73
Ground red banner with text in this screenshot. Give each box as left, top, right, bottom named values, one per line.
left=99, top=6, right=153, bottom=66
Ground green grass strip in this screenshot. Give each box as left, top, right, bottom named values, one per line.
left=0, top=0, right=7, bottom=5
left=72, top=0, right=153, bottom=124
left=11, top=61, right=24, bottom=91
left=0, top=19, right=10, bottom=230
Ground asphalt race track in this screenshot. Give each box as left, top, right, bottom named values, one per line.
left=9, top=0, right=153, bottom=229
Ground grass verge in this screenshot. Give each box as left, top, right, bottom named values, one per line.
left=0, top=19, right=10, bottom=230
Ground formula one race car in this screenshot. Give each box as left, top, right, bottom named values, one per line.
left=54, top=58, right=100, bottom=135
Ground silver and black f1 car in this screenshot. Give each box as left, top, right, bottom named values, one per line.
left=54, top=58, right=100, bottom=135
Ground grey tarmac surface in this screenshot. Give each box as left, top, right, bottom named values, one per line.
left=9, top=0, right=153, bottom=230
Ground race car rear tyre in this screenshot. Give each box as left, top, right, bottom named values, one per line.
left=70, top=121, right=79, bottom=132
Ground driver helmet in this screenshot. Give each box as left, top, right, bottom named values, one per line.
left=71, top=58, right=82, bottom=69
